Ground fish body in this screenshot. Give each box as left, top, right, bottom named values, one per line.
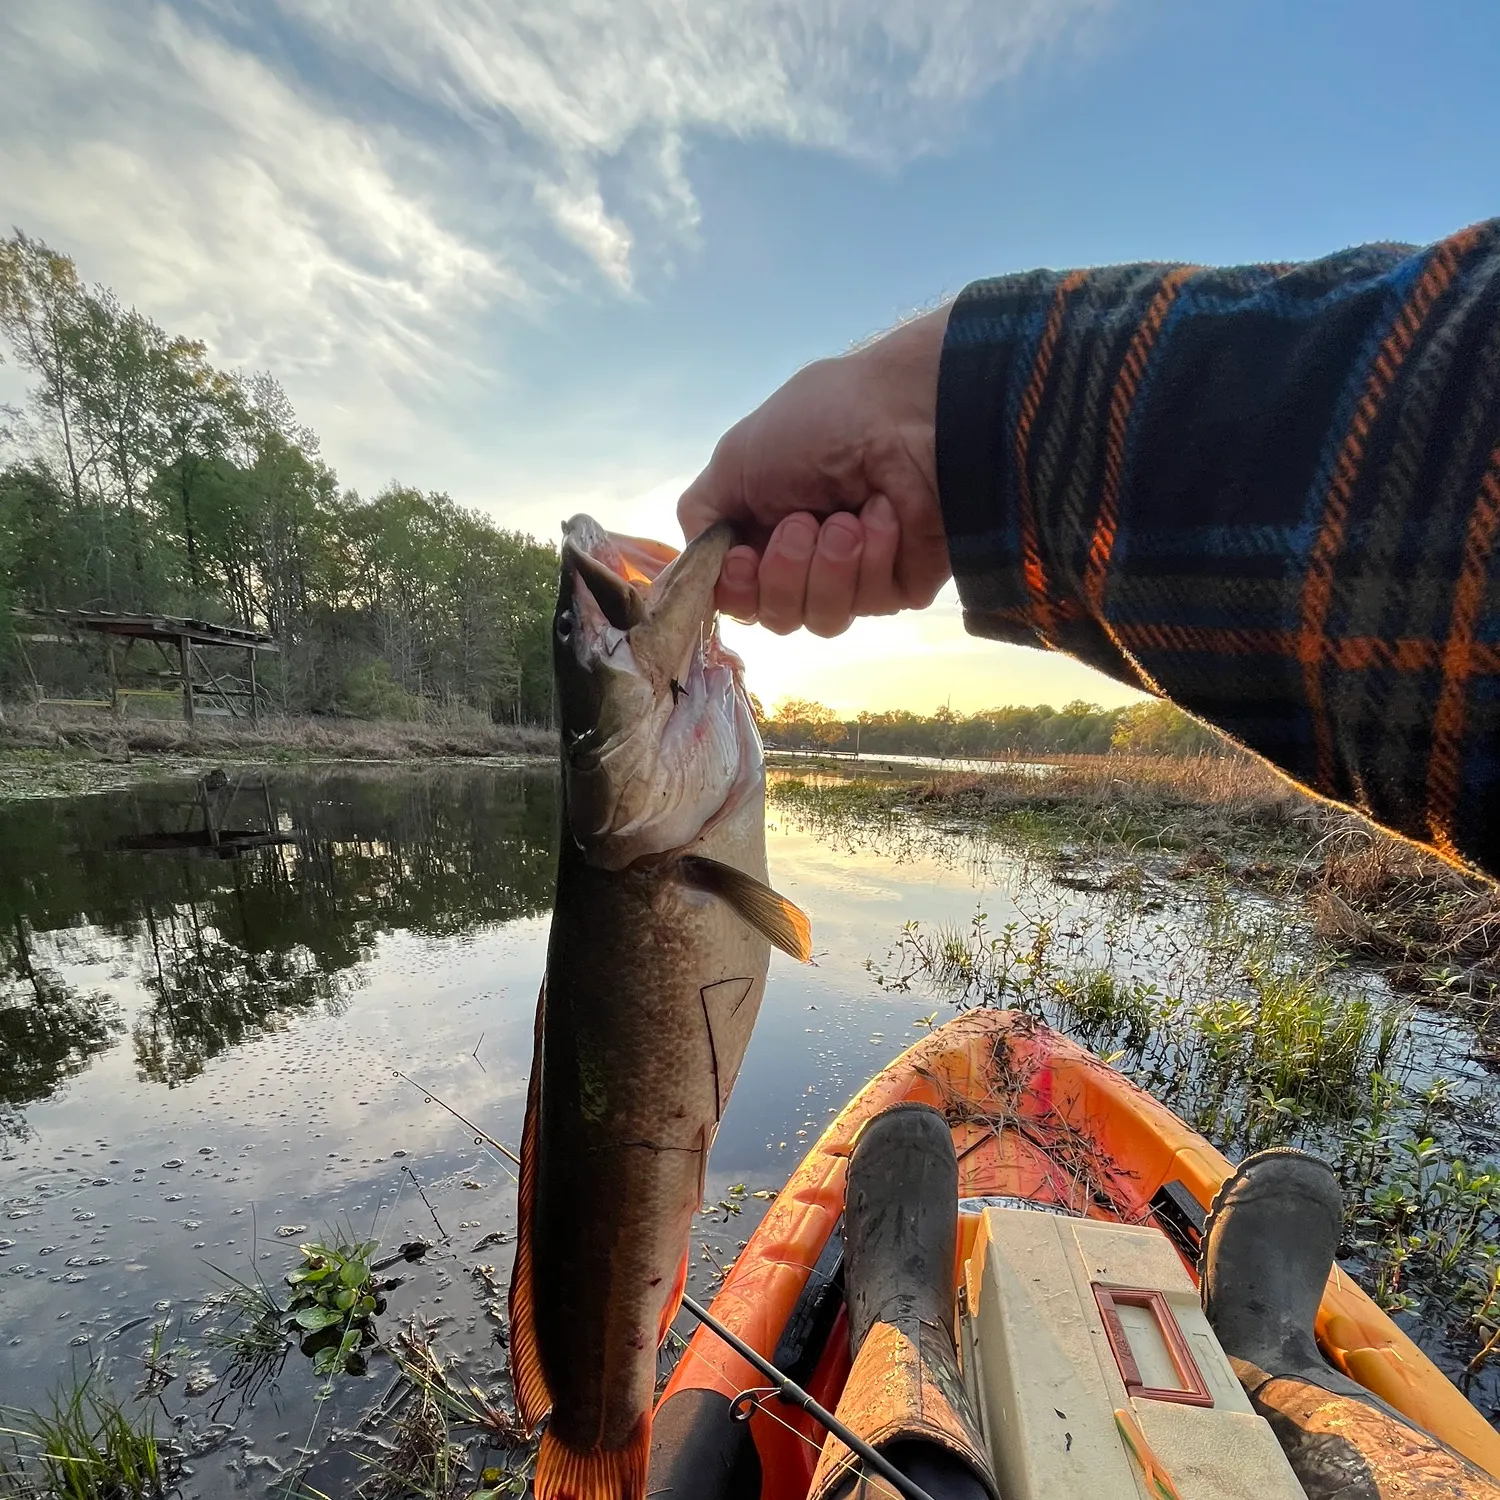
left=510, top=516, right=809, bottom=1500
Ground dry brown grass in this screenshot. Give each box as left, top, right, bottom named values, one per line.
left=1305, top=821, right=1500, bottom=996
left=911, top=751, right=1500, bottom=1010
left=911, top=751, right=1312, bottom=843
left=0, top=702, right=553, bottom=763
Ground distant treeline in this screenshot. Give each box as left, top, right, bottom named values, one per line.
left=759, top=697, right=1229, bottom=758
left=0, top=232, right=557, bottom=723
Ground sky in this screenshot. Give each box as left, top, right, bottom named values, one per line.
left=2, top=0, right=1499, bottom=715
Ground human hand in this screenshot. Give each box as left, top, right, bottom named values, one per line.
left=676, top=305, right=952, bottom=637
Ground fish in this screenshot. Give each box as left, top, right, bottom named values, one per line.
left=509, top=514, right=811, bottom=1500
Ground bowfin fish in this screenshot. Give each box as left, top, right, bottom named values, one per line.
left=508, top=515, right=810, bottom=1500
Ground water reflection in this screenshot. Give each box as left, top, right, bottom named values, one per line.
left=0, top=767, right=557, bottom=1134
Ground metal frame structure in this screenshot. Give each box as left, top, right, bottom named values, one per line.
left=13, top=610, right=279, bottom=725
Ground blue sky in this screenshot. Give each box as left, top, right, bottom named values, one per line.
left=2, top=0, right=1497, bottom=713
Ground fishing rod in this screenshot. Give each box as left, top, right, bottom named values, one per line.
left=397, top=1071, right=933, bottom=1500
left=680, top=1292, right=939, bottom=1500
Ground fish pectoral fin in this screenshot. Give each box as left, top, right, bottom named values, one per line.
left=507, top=980, right=552, bottom=1432
left=535, top=1418, right=651, bottom=1500
left=676, top=855, right=813, bottom=963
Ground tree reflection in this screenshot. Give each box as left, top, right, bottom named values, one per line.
left=0, top=920, right=120, bottom=1140
left=0, top=766, right=557, bottom=1121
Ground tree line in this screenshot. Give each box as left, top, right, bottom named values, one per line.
left=0, top=232, right=558, bottom=723
left=759, top=697, right=1228, bottom=758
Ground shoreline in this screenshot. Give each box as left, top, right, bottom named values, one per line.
left=0, top=708, right=557, bottom=799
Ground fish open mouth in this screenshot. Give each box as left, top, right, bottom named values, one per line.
left=557, top=516, right=764, bottom=867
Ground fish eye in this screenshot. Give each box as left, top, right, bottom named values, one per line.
left=556, top=610, right=575, bottom=641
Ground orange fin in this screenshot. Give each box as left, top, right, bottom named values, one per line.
left=657, top=1247, right=690, bottom=1348
left=507, top=980, right=552, bottom=1432
left=676, top=855, right=812, bottom=962
left=534, top=1417, right=651, bottom=1500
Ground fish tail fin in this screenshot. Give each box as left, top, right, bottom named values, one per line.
left=508, top=981, right=552, bottom=1432
left=534, top=1418, right=651, bottom=1500
left=657, top=1247, right=690, bottom=1348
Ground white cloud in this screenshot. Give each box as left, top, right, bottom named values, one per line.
left=0, top=0, right=1109, bottom=479
left=0, top=3, right=517, bottom=382
left=279, top=0, right=1111, bottom=286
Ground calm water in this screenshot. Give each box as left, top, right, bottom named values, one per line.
left=0, top=764, right=1495, bottom=1492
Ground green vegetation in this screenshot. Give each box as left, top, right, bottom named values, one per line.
left=0, top=232, right=557, bottom=724
left=286, top=1236, right=383, bottom=1378
left=0, top=1374, right=180, bottom=1499
left=774, top=754, right=1500, bottom=1374
left=872, top=898, right=1407, bottom=1145
left=760, top=695, right=1225, bottom=758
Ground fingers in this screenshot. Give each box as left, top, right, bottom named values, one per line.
left=717, top=500, right=903, bottom=634
left=716, top=546, right=760, bottom=621
left=803, top=514, right=864, bottom=638
left=852, top=493, right=901, bottom=617
left=757, top=514, right=819, bottom=635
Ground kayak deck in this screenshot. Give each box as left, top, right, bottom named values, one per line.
left=657, top=1009, right=1500, bottom=1493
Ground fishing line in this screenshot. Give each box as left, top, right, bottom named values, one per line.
left=677, top=1293, right=939, bottom=1500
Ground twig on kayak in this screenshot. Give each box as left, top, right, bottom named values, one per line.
left=390, top=1068, right=521, bottom=1166
left=678, top=1292, right=939, bottom=1500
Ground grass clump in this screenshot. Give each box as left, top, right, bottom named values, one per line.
left=0, top=1374, right=180, bottom=1499
left=1189, top=960, right=1403, bottom=1120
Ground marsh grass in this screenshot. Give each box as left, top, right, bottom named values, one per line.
left=0, top=1374, right=179, bottom=1499
left=305, top=1321, right=530, bottom=1500
left=0, top=704, right=551, bottom=770
left=202, top=1266, right=290, bottom=1411
left=777, top=754, right=1500, bottom=1034
left=875, top=897, right=1407, bottom=1148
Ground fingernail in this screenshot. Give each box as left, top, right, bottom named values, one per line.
left=724, top=553, right=757, bottom=587
left=820, top=520, right=860, bottom=561
left=779, top=518, right=816, bottom=560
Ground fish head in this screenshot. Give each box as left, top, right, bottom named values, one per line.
left=555, top=514, right=762, bottom=869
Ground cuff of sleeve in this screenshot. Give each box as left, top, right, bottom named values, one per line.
left=935, top=275, right=1049, bottom=653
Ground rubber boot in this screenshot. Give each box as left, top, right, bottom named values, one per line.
left=809, top=1103, right=997, bottom=1500
left=1202, top=1148, right=1500, bottom=1500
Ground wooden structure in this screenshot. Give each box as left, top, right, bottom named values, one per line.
left=14, top=610, right=279, bottom=725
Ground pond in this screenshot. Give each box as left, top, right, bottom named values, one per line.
left=0, top=763, right=1496, bottom=1494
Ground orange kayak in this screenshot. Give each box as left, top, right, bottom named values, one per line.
left=650, top=1009, right=1500, bottom=1495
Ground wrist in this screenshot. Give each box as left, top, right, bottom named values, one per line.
left=860, top=305, right=951, bottom=414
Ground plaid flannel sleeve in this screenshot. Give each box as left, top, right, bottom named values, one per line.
left=935, top=220, right=1500, bottom=877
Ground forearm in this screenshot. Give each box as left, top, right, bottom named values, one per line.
left=936, top=222, right=1500, bottom=874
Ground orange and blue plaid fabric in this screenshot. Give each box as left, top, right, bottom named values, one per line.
left=937, top=220, right=1500, bottom=877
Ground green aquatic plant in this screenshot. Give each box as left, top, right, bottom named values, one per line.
left=0, top=1373, right=180, bottom=1499
left=287, top=1235, right=383, bottom=1378
left=1053, top=968, right=1160, bottom=1050
left=1190, top=961, right=1402, bottom=1121
left=1350, top=1139, right=1500, bottom=1324
left=869, top=911, right=1063, bottom=1011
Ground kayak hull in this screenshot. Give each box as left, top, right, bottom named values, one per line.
left=653, top=1010, right=1500, bottom=1495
